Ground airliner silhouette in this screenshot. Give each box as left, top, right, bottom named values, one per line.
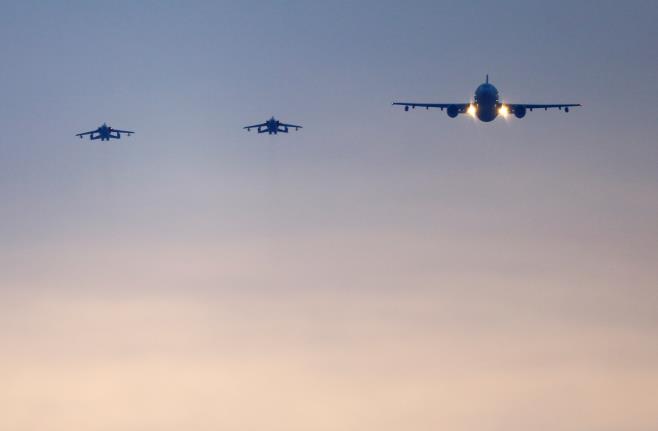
left=394, top=76, right=581, bottom=122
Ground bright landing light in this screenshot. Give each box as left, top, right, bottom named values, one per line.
left=467, top=104, right=477, bottom=117
left=498, top=104, right=509, bottom=117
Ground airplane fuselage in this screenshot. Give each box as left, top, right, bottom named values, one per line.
left=98, top=125, right=112, bottom=140
left=265, top=119, right=280, bottom=134
left=262, top=117, right=292, bottom=134
left=88, top=123, right=130, bottom=141
left=473, top=82, right=500, bottom=122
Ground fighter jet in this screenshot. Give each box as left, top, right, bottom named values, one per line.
left=393, top=75, right=581, bottom=122
left=243, top=117, right=302, bottom=135
left=75, top=123, right=135, bottom=141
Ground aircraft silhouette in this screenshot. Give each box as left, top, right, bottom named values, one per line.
left=244, top=117, right=302, bottom=135
left=393, top=75, right=581, bottom=122
left=76, top=123, right=135, bottom=141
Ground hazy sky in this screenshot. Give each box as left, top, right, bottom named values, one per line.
left=1, top=1, right=657, bottom=430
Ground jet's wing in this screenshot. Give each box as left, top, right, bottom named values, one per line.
left=111, top=129, right=135, bottom=135
left=244, top=123, right=267, bottom=131
left=393, top=102, right=468, bottom=111
left=279, top=122, right=302, bottom=129
left=75, top=130, right=96, bottom=138
left=507, top=103, right=581, bottom=111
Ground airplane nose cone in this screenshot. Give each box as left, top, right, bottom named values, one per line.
left=475, top=83, right=498, bottom=104
left=476, top=83, right=497, bottom=96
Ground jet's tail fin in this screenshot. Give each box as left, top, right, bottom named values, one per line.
left=486, top=74, right=489, bottom=84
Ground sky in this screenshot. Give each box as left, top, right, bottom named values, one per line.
left=0, top=1, right=657, bottom=430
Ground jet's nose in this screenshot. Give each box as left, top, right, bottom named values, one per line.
left=475, top=83, right=499, bottom=103
left=477, top=83, right=497, bottom=94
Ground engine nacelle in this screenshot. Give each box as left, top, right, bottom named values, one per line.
left=447, top=105, right=459, bottom=118
left=514, top=105, right=526, bottom=119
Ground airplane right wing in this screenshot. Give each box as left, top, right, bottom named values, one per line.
left=392, top=102, right=469, bottom=113
left=244, top=123, right=266, bottom=131
left=75, top=130, right=96, bottom=139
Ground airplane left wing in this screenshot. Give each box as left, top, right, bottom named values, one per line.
left=111, top=128, right=135, bottom=135
left=279, top=123, right=302, bottom=130
left=507, top=103, right=581, bottom=111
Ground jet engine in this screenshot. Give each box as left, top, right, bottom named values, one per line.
left=447, top=105, right=459, bottom=118
left=514, top=105, right=526, bottom=119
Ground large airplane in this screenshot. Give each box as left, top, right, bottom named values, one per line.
left=393, top=76, right=581, bottom=122
left=76, top=123, right=135, bottom=141
left=244, top=117, right=302, bottom=135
